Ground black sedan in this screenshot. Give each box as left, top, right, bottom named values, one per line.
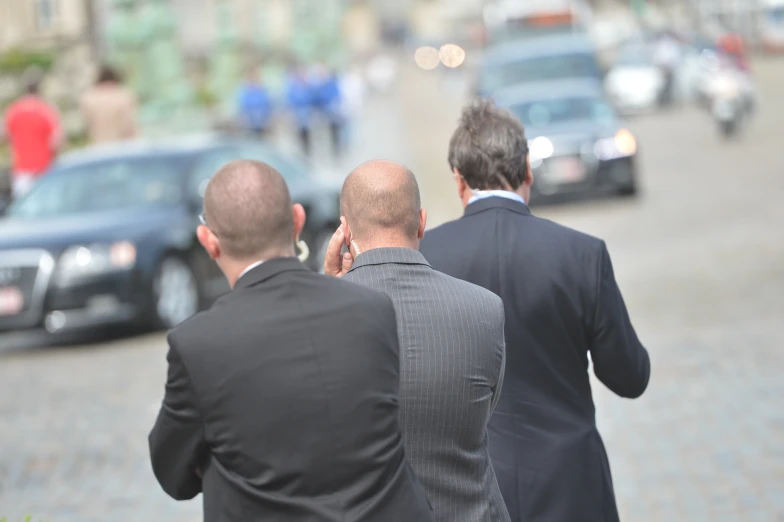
left=0, top=135, right=341, bottom=335
left=493, top=79, right=639, bottom=204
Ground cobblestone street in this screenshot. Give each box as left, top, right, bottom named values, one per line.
left=1, top=56, right=783, bottom=521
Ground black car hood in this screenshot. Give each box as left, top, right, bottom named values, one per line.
left=0, top=206, right=186, bottom=251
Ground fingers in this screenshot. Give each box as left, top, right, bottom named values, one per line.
left=342, top=252, right=354, bottom=274
left=323, top=227, right=346, bottom=276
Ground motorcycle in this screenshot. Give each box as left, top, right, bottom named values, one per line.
left=709, top=70, right=748, bottom=138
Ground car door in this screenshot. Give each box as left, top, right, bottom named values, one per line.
left=185, top=147, right=240, bottom=301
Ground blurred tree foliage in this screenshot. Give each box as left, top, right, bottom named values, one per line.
left=0, top=49, right=56, bottom=75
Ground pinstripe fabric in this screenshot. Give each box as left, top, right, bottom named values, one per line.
left=345, top=248, right=510, bottom=522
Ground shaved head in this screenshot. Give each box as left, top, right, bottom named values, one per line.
left=341, top=160, right=421, bottom=243
left=203, top=159, right=293, bottom=260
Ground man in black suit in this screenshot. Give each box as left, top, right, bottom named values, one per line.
left=149, top=159, right=434, bottom=522
left=419, top=100, right=651, bottom=522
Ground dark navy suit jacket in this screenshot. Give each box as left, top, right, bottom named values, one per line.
left=419, top=196, right=650, bottom=522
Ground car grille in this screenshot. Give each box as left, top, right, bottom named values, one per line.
left=0, top=249, right=55, bottom=330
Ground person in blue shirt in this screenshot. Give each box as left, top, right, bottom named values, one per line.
left=237, top=69, right=273, bottom=138
left=312, top=65, right=344, bottom=158
left=286, top=67, right=314, bottom=156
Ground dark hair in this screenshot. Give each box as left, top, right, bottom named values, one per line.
left=97, top=65, right=121, bottom=84
left=448, top=98, right=529, bottom=191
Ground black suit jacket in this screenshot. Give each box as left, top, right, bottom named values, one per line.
left=149, top=257, right=434, bottom=522
left=419, top=197, right=650, bottom=522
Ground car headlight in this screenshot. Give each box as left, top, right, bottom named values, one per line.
left=594, top=128, right=637, bottom=160
left=55, top=241, right=137, bottom=286
left=712, top=77, right=740, bottom=98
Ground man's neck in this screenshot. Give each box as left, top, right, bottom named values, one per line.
left=354, top=237, right=419, bottom=255
left=462, top=187, right=524, bottom=207
left=225, top=249, right=294, bottom=288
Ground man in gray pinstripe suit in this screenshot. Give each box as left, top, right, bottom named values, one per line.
left=324, top=160, right=511, bottom=522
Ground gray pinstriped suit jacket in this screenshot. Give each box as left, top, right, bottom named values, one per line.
left=344, top=248, right=510, bottom=522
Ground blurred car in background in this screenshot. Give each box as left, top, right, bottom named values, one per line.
left=0, top=135, right=340, bottom=335
left=476, top=33, right=602, bottom=97
left=605, top=40, right=665, bottom=114
left=495, top=79, right=639, bottom=204
left=0, top=166, right=10, bottom=215
left=481, top=0, right=591, bottom=46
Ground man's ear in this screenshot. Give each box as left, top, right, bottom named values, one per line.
left=525, top=156, right=534, bottom=187
left=418, top=208, right=427, bottom=239
left=197, top=225, right=221, bottom=260
left=340, top=216, right=352, bottom=246
left=292, top=203, right=306, bottom=241
left=454, top=168, right=469, bottom=198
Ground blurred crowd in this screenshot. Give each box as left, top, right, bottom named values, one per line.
left=236, top=64, right=367, bottom=159
left=0, top=61, right=369, bottom=204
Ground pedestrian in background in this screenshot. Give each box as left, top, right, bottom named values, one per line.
left=339, top=65, right=366, bottom=150
left=312, top=64, right=344, bottom=158
left=285, top=66, right=314, bottom=156
left=149, top=159, right=435, bottom=522
left=236, top=68, right=273, bottom=138
left=419, top=99, right=651, bottom=522
left=80, top=65, right=138, bottom=145
left=324, top=160, right=510, bottom=522
left=1, top=76, right=63, bottom=200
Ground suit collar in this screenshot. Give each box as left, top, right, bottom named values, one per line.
left=235, top=256, right=308, bottom=289
left=464, top=195, right=532, bottom=218
left=348, top=247, right=431, bottom=273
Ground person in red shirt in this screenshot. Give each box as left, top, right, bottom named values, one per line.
left=718, top=33, right=751, bottom=72
left=1, top=78, right=63, bottom=199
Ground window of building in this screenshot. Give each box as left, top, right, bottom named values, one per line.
left=36, top=0, right=59, bottom=31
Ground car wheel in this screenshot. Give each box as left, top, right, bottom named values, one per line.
left=152, top=256, right=200, bottom=329
left=618, top=178, right=638, bottom=197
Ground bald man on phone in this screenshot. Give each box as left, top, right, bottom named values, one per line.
left=325, top=160, right=510, bottom=522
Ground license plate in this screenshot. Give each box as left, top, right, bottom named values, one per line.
left=543, top=157, right=586, bottom=184
left=0, top=287, right=24, bottom=316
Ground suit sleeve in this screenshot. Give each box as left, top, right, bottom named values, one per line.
left=148, top=332, right=208, bottom=500
left=489, top=297, right=506, bottom=414
left=589, top=242, right=651, bottom=399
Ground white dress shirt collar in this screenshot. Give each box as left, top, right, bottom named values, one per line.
left=468, top=189, right=526, bottom=206
left=238, top=260, right=265, bottom=280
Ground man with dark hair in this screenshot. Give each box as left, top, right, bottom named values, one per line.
left=80, top=64, right=138, bottom=145
left=149, top=159, right=435, bottom=522
left=419, top=99, right=651, bottom=522
left=325, top=159, right=510, bottom=522
left=1, top=76, right=63, bottom=199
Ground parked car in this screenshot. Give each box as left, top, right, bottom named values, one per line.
left=0, top=135, right=341, bottom=335
left=494, top=79, right=639, bottom=203
left=476, top=33, right=603, bottom=97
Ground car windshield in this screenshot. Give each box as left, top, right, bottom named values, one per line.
left=8, top=156, right=184, bottom=219
left=615, top=44, right=653, bottom=66
left=767, top=6, right=784, bottom=23
left=509, top=96, right=616, bottom=127
left=490, top=24, right=580, bottom=44
left=483, top=52, right=599, bottom=92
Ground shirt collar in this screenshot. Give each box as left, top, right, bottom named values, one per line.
left=238, top=259, right=265, bottom=280
left=468, top=190, right=526, bottom=206
left=348, top=247, right=431, bottom=273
